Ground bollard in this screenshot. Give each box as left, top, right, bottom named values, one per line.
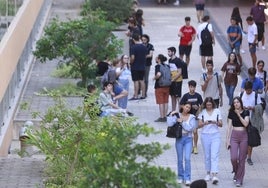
left=19, top=121, right=33, bottom=157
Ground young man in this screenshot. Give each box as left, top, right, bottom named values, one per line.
left=167, top=47, right=183, bottom=111
left=180, top=80, right=203, bottom=154
left=246, top=16, right=258, bottom=68
left=200, top=60, right=223, bottom=108
left=129, top=33, right=147, bottom=100
left=142, top=34, right=154, bottom=98
left=240, top=81, right=263, bottom=166
left=250, top=0, right=267, bottom=50
left=197, top=15, right=215, bottom=72
left=178, top=16, right=196, bottom=66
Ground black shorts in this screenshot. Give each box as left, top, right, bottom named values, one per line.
left=131, top=70, right=145, bottom=81
left=256, top=22, right=265, bottom=42
left=169, top=81, right=182, bottom=97
left=179, top=45, right=192, bottom=56
left=199, top=44, right=213, bottom=56
left=195, top=4, right=205, bottom=11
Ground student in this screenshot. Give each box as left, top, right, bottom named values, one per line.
left=99, top=82, right=133, bottom=117
left=200, top=60, right=223, bottom=108
left=198, top=97, right=223, bottom=184
left=153, top=54, right=170, bottom=122
left=180, top=80, right=203, bottom=154
left=167, top=47, right=183, bottom=111
left=178, top=16, right=196, bottom=66
left=221, top=52, right=241, bottom=106
left=245, top=16, right=258, bottom=68
left=167, top=102, right=197, bottom=186
left=226, top=97, right=249, bottom=187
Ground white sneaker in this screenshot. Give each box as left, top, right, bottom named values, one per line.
left=178, top=179, right=183, bottom=184
left=185, top=180, right=191, bottom=186
left=174, top=1, right=180, bottom=6
left=204, top=174, right=211, bottom=181
left=240, top=49, right=245, bottom=54
left=212, top=176, right=219, bottom=184
left=262, top=46, right=266, bottom=50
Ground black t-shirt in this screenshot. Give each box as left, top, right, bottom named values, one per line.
left=180, top=92, right=203, bottom=115
left=145, top=43, right=154, bottom=66
left=228, top=110, right=249, bottom=127
left=97, top=61, right=109, bottom=76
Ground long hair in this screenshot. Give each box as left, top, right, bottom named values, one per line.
left=229, top=96, right=244, bottom=112
left=227, top=52, right=238, bottom=64
left=179, top=101, right=193, bottom=114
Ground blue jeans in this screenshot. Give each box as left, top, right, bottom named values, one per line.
left=201, top=132, right=221, bottom=173
left=175, top=136, right=193, bottom=181
left=225, top=84, right=236, bottom=106
left=118, top=79, right=129, bottom=109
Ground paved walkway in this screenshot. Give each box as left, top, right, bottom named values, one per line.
left=2, top=0, right=268, bottom=187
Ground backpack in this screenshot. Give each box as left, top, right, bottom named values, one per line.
left=201, top=24, right=212, bottom=45
left=158, top=64, right=172, bottom=87
left=101, top=67, right=112, bottom=87
left=175, top=57, right=188, bottom=79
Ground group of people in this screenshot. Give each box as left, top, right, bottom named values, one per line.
left=151, top=1, right=267, bottom=188
left=88, top=1, right=268, bottom=187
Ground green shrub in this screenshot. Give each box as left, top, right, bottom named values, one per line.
left=83, top=0, right=133, bottom=24
left=28, top=96, right=180, bottom=188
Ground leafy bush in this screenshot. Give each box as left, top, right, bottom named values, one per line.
left=28, top=96, right=180, bottom=188
left=83, top=0, right=133, bottom=24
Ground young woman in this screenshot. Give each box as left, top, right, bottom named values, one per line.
left=153, top=54, right=170, bottom=122
left=167, top=101, right=197, bottom=186
left=116, top=55, right=131, bottom=109
left=226, top=97, right=249, bottom=187
left=198, top=97, right=222, bottom=185
left=221, top=52, right=241, bottom=106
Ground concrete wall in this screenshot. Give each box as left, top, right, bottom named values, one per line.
left=0, top=0, right=47, bottom=156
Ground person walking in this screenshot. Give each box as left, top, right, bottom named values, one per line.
left=193, top=0, right=205, bottom=23
left=129, top=33, right=147, bottom=100
left=221, top=52, right=241, bottom=106
left=178, top=16, right=196, bottom=66
left=240, top=80, right=263, bottom=166
left=245, top=16, right=258, bottom=68
left=226, top=17, right=243, bottom=66
left=142, top=34, right=154, bottom=98
left=167, top=47, right=183, bottom=111
left=250, top=0, right=267, bottom=50
left=198, top=97, right=223, bottom=185
left=255, top=60, right=268, bottom=109
left=180, top=80, right=203, bottom=154
left=116, top=55, right=132, bottom=109
left=153, top=54, right=170, bottom=122
left=226, top=96, right=249, bottom=187
left=200, top=60, right=223, bottom=108
left=197, top=15, right=215, bottom=72
left=167, top=102, right=197, bottom=186
left=231, top=7, right=245, bottom=54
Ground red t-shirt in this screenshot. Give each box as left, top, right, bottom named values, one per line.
left=179, top=25, right=196, bottom=46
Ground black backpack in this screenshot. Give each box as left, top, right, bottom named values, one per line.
left=201, top=24, right=213, bottom=45
left=176, top=58, right=188, bottom=79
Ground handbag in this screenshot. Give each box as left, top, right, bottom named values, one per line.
left=166, top=122, right=182, bottom=138
left=247, top=121, right=261, bottom=147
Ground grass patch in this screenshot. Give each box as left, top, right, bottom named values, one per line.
left=34, top=83, right=86, bottom=97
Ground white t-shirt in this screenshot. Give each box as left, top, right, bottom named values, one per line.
left=247, top=23, right=258, bottom=43
left=197, top=22, right=213, bottom=44
left=241, top=91, right=262, bottom=116
left=198, top=108, right=222, bottom=134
